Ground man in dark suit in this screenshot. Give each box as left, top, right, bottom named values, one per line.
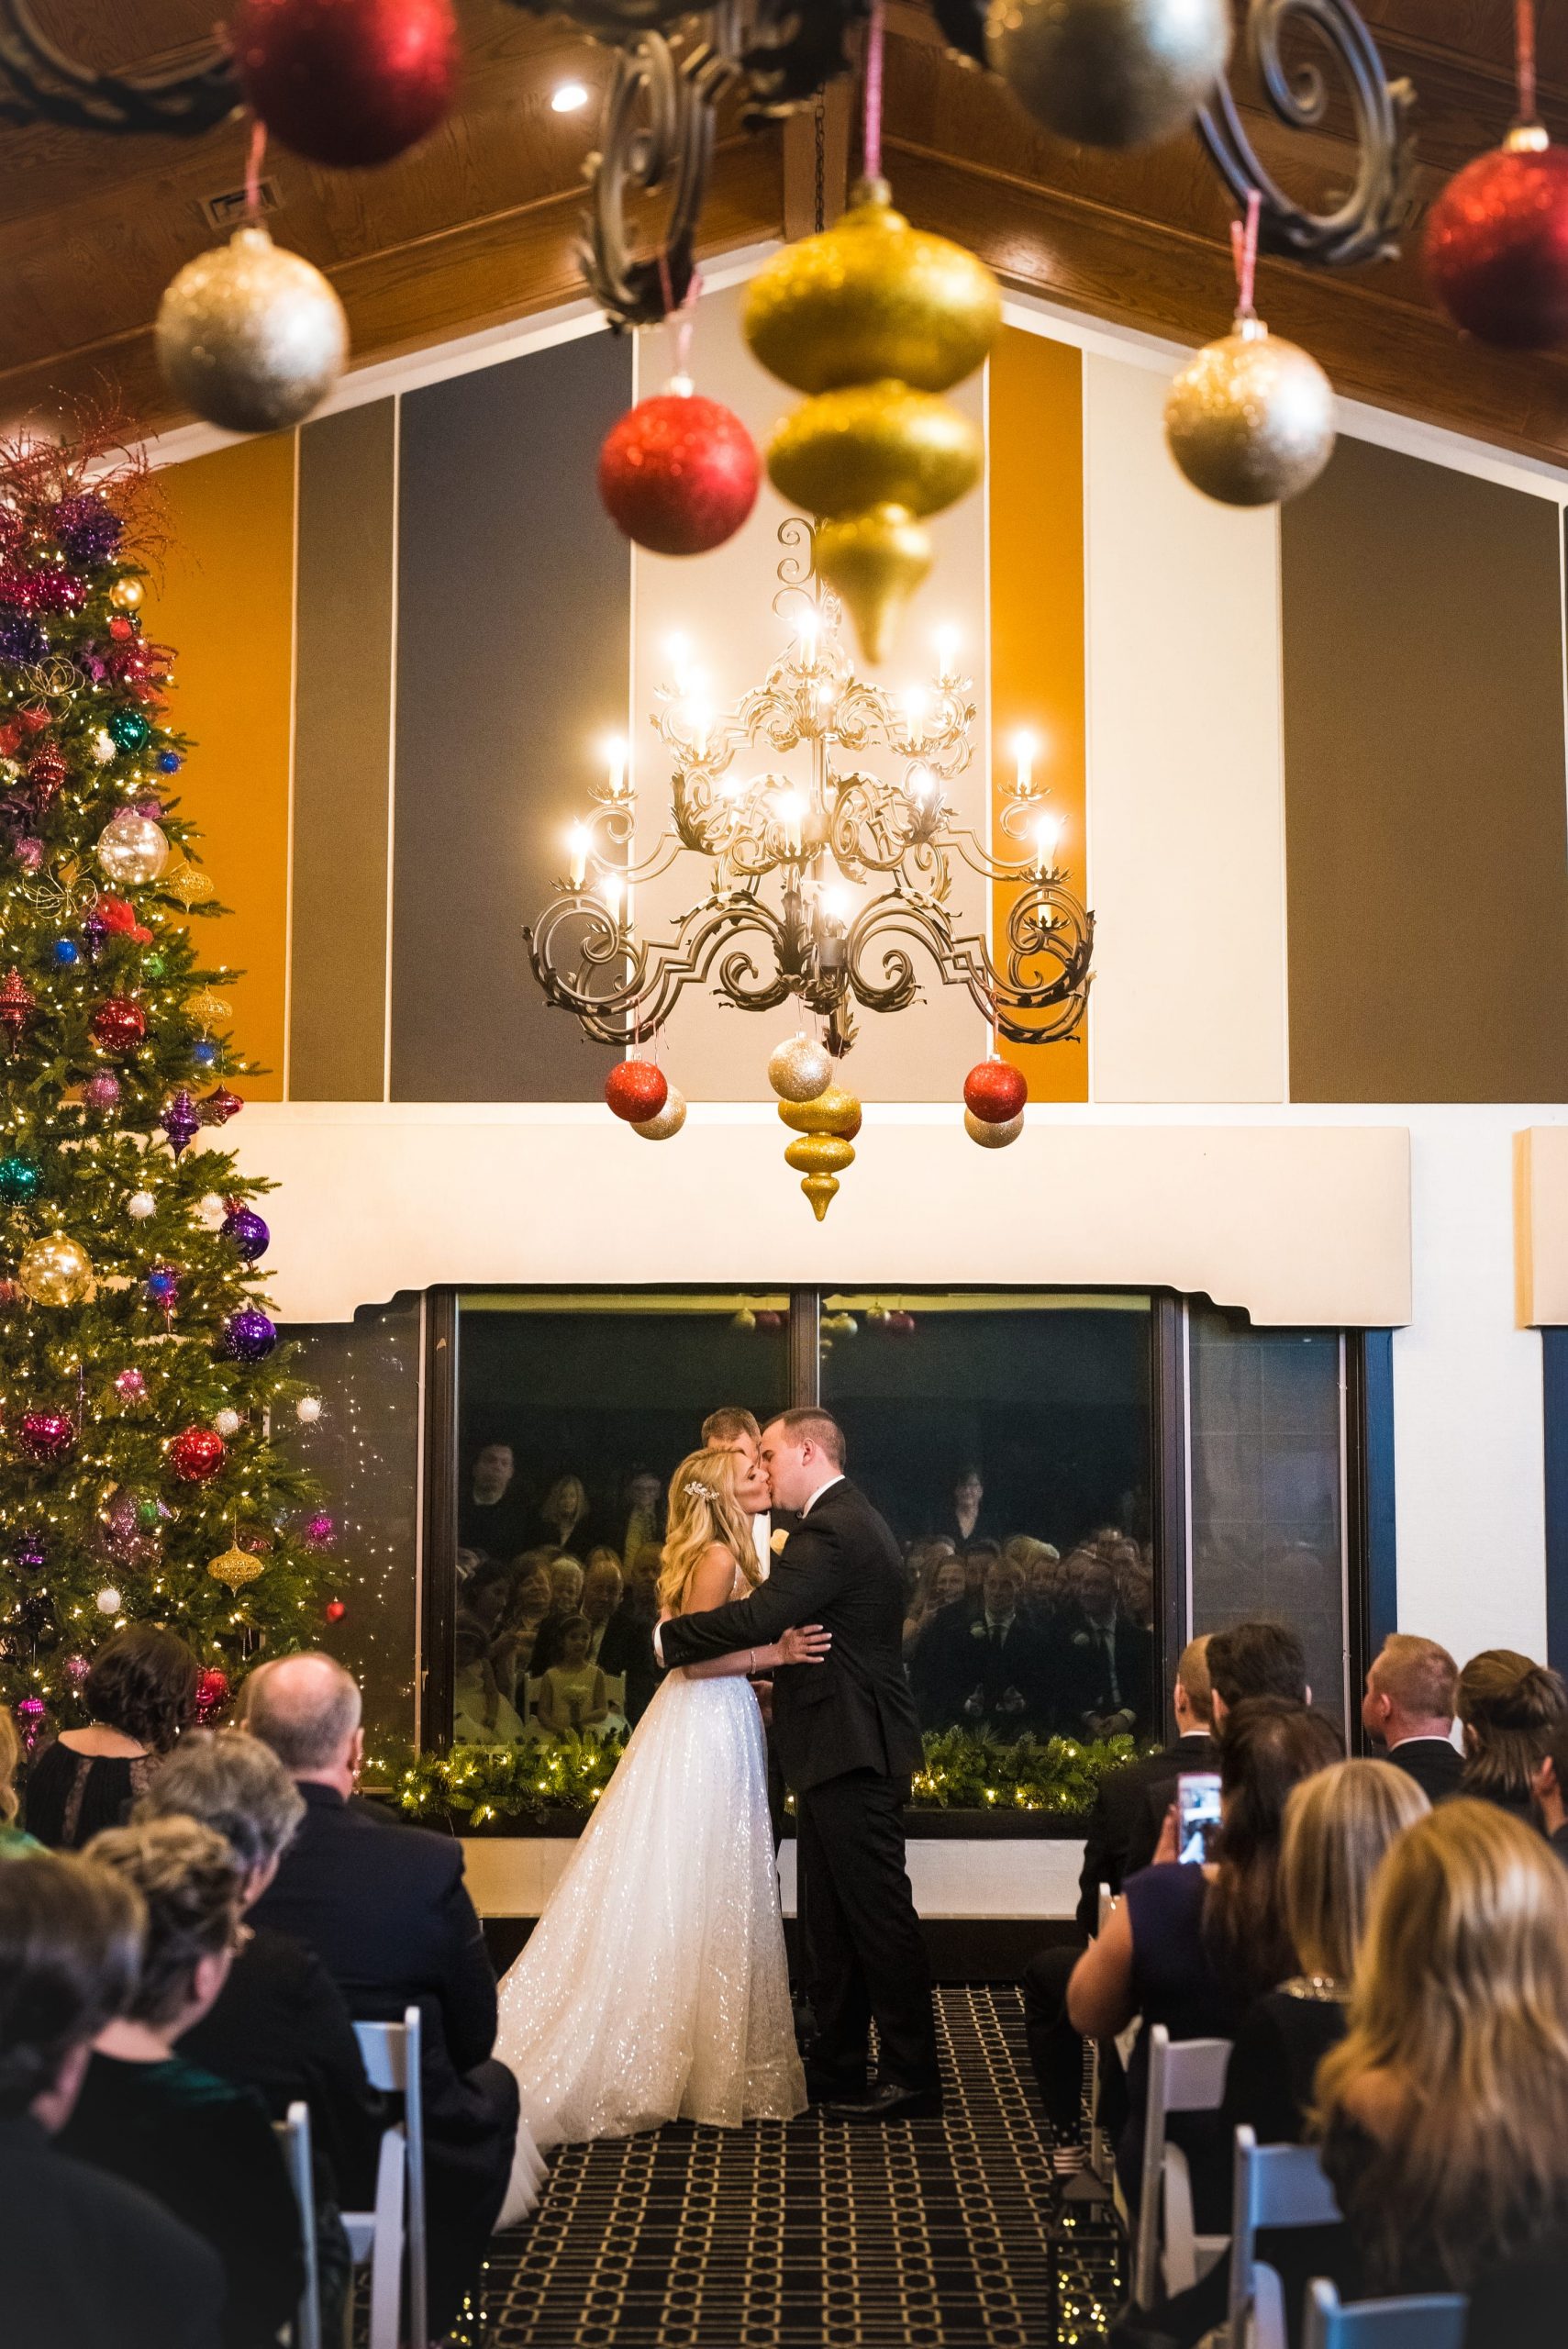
left=914, top=1554, right=1051, bottom=1739
left=1361, top=1631, right=1462, bottom=1800
left=1057, top=1552, right=1155, bottom=1740
left=657, top=1408, right=940, bottom=2122
left=242, top=1653, right=520, bottom=2338
left=1020, top=1638, right=1218, bottom=2145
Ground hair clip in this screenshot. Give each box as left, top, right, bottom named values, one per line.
left=685, top=1478, right=717, bottom=1502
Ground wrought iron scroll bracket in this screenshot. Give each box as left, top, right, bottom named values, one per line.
left=0, top=0, right=238, bottom=133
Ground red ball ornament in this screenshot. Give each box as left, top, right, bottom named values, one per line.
left=325, top=1598, right=348, bottom=1624
left=598, top=387, right=761, bottom=557
left=169, top=1426, right=225, bottom=1484
left=1425, top=129, right=1568, bottom=350
left=230, top=0, right=459, bottom=168
left=18, top=1408, right=76, bottom=1463
left=195, top=1666, right=231, bottom=1724
left=962, top=1058, right=1028, bottom=1124
left=91, top=997, right=147, bottom=1055
left=605, top=1059, right=669, bottom=1123
left=0, top=967, right=34, bottom=1043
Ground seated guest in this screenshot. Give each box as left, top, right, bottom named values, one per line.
left=535, top=1614, right=611, bottom=1739
left=533, top=1552, right=623, bottom=1674
left=27, top=1626, right=199, bottom=1850
left=601, top=1542, right=662, bottom=1726
left=1315, top=1799, right=1568, bottom=2302
left=63, top=1817, right=303, bottom=2348
left=1059, top=1552, right=1155, bottom=1740
left=140, top=1730, right=385, bottom=2214
left=453, top=1621, right=528, bottom=1745
left=1206, top=1617, right=1308, bottom=1723
left=0, top=1847, right=225, bottom=2349
left=0, top=1703, right=39, bottom=1854
left=1361, top=1632, right=1462, bottom=1799
left=241, top=1653, right=522, bottom=2338
left=617, top=1465, right=664, bottom=1566
left=901, top=1537, right=959, bottom=1653
left=1456, top=1648, right=1567, bottom=1822
left=909, top=1554, right=1024, bottom=1730
left=1022, top=1638, right=1217, bottom=2154
left=1531, top=1713, right=1568, bottom=1865
left=543, top=1553, right=585, bottom=1627
left=961, top=1536, right=1001, bottom=1606
left=1067, top=1697, right=1342, bottom=2223
left=540, top=1472, right=591, bottom=1553
left=490, top=1554, right=555, bottom=1702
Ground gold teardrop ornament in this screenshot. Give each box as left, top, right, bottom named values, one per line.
left=813, top=506, right=932, bottom=666
left=207, top=1542, right=262, bottom=1593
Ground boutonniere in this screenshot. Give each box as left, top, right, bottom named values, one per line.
left=1072, top=1629, right=1091, bottom=1648
left=970, top=1620, right=987, bottom=1642
left=770, top=1528, right=789, bottom=1555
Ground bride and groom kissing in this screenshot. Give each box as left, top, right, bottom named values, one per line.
left=494, top=1407, right=942, bottom=2170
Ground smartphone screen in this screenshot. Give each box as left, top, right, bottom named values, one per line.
left=1176, top=1770, right=1222, bottom=1865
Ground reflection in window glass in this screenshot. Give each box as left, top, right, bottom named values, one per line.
left=821, top=1293, right=1156, bottom=1746
left=452, top=1293, right=789, bottom=1751
left=1187, top=1304, right=1347, bottom=1729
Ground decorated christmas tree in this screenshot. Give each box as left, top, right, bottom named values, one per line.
left=0, top=423, right=328, bottom=1735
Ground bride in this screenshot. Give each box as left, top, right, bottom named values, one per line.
left=493, top=1442, right=827, bottom=2152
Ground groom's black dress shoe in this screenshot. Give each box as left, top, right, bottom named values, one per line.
left=805, top=2067, right=869, bottom=2105
left=824, top=2081, right=944, bottom=2123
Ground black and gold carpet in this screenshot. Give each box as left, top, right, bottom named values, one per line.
left=484, top=1986, right=1123, bottom=2348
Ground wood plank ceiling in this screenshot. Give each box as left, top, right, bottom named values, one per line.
left=2, top=0, right=1566, bottom=463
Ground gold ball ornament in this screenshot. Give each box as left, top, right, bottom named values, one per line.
left=814, top=505, right=932, bottom=667
left=964, top=1108, right=1024, bottom=1148
left=18, top=1231, right=95, bottom=1305
left=156, top=226, right=349, bottom=437
left=768, top=1034, right=832, bottom=1103
left=986, top=0, right=1231, bottom=150
left=743, top=179, right=1001, bottom=395
left=207, top=1542, right=263, bottom=1594
left=96, top=810, right=170, bottom=888
left=767, top=382, right=983, bottom=523
left=632, top=1083, right=687, bottom=1141
left=1163, top=317, right=1336, bottom=507
left=108, top=577, right=144, bottom=613
left=165, top=865, right=217, bottom=910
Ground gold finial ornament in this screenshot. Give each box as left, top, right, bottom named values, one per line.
left=165, top=865, right=217, bottom=910
left=779, top=1084, right=862, bottom=1219
left=207, top=1543, right=263, bottom=1593
left=813, top=505, right=934, bottom=667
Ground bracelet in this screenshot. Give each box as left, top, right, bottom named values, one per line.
left=749, top=1648, right=757, bottom=1676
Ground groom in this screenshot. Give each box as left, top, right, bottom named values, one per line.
left=657, top=1408, right=940, bottom=2121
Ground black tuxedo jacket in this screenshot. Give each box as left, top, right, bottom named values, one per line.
left=1059, top=1606, right=1155, bottom=1734
left=1076, top=1731, right=1221, bottom=1931
left=1385, top=1734, right=1463, bottom=1802
left=657, top=1476, right=924, bottom=1793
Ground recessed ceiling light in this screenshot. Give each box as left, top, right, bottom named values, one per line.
left=551, top=81, right=589, bottom=114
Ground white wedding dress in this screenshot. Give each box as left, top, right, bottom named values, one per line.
left=493, top=1612, right=806, bottom=2171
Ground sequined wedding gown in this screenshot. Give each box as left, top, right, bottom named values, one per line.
left=494, top=1642, right=806, bottom=2158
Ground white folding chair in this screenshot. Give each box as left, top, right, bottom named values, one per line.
left=345, top=2007, right=428, bottom=2349
left=1133, top=2023, right=1232, bottom=2306
left=1303, top=2277, right=1467, bottom=2349
left=1227, top=2127, right=1340, bottom=2349
left=272, top=2099, right=322, bottom=2349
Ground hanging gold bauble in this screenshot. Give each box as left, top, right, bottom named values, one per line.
left=964, top=1108, right=1024, bottom=1149
left=814, top=506, right=932, bottom=667
left=108, top=577, right=144, bottom=613
left=768, top=1033, right=833, bottom=1104
left=767, top=383, right=984, bottom=523
left=744, top=179, right=1001, bottom=396
left=986, top=0, right=1231, bottom=151
left=778, top=1083, right=862, bottom=1219
left=156, top=226, right=349, bottom=437
left=1163, top=317, right=1336, bottom=507
left=17, top=1231, right=95, bottom=1306
left=632, top=1083, right=687, bottom=1141
left=165, top=865, right=217, bottom=910
left=207, top=1542, right=263, bottom=1593
left=183, top=989, right=233, bottom=1029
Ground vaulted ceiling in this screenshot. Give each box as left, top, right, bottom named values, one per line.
left=4, top=1, right=1567, bottom=463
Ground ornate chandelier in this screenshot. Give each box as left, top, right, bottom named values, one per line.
left=523, top=519, right=1094, bottom=1069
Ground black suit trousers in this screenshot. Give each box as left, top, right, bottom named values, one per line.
left=795, top=1768, right=939, bottom=2095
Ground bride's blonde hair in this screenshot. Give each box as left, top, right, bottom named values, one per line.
left=658, top=1447, right=761, bottom=1617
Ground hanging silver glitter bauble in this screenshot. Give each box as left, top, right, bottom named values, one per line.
left=964, top=1108, right=1024, bottom=1149
left=632, top=1084, right=687, bottom=1141
left=156, top=227, right=349, bottom=436
left=986, top=0, right=1231, bottom=150
left=1164, top=317, right=1336, bottom=507
left=768, top=1034, right=832, bottom=1104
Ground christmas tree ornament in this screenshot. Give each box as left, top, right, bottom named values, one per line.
left=964, top=1106, right=1024, bottom=1149
left=82, top=1073, right=120, bottom=1113
left=166, top=865, right=217, bottom=909
left=196, top=1194, right=228, bottom=1230
left=231, top=0, right=460, bottom=168
left=96, top=809, right=170, bottom=887
left=777, top=1082, right=862, bottom=1219
left=158, top=751, right=182, bottom=774
left=1164, top=194, right=1336, bottom=507
left=169, top=1426, right=226, bottom=1483
left=632, top=1084, right=687, bottom=1141
left=0, top=1154, right=41, bottom=1202
left=91, top=728, right=117, bottom=763
left=731, top=1304, right=757, bottom=1331
left=27, top=745, right=65, bottom=806
left=53, top=492, right=122, bottom=568
left=207, top=1543, right=262, bottom=1594
left=127, top=1191, right=157, bottom=1220
left=17, top=1232, right=94, bottom=1306
left=91, top=998, right=148, bottom=1054
left=184, top=988, right=233, bottom=1029
left=224, top=1308, right=278, bottom=1361
left=768, top=1032, right=832, bottom=1103
left=81, top=915, right=107, bottom=964
left=96, top=1586, right=123, bottom=1614
left=108, top=576, right=144, bottom=613
left=12, top=839, right=42, bottom=872
left=0, top=968, right=35, bottom=1043
left=63, top=1652, right=90, bottom=1685
left=146, top=1265, right=180, bottom=1312
left=221, top=1206, right=270, bottom=1259
left=199, top=1087, right=244, bottom=1126
left=195, top=1666, right=230, bottom=1723
left=52, top=939, right=79, bottom=968
left=605, top=1059, right=668, bottom=1123
left=13, top=1694, right=46, bottom=1742
left=295, top=1395, right=323, bottom=1424
left=156, top=226, right=350, bottom=436
left=18, top=1408, right=77, bottom=1462
left=598, top=384, right=760, bottom=557
left=305, top=1510, right=336, bottom=1549
left=325, top=1598, right=348, bottom=1624
left=161, top=1091, right=201, bottom=1157
left=213, top=1408, right=242, bottom=1439
left=191, top=1040, right=219, bottom=1071
left=114, top=1368, right=148, bottom=1401
left=15, top=1535, right=46, bottom=1574
left=985, top=0, right=1230, bottom=150
left=963, top=1057, right=1028, bottom=1123
left=107, top=708, right=150, bottom=753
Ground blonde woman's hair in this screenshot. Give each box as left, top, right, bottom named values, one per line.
left=658, top=1447, right=761, bottom=1618
left=0, top=1705, right=19, bottom=1826
left=1315, top=1798, right=1568, bottom=2288
left=1281, top=1758, right=1429, bottom=1984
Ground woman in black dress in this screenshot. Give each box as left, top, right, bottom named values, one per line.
left=1455, top=1649, right=1567, bottom=1824
left=26, top=1626, right=198, bottom=1849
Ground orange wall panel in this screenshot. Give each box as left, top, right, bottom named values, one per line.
left=153, top=436, right=296, bottom=1102
left=987, top=328, right=1088, bottom=1104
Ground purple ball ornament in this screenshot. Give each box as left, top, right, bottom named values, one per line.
left=304, top=1511, right=336, bottom=1551
left=221, top=1207, right=269, bottom=1262
left=15, top=1533, right=46, bottom=1575
left=64, top=1652, right=90, bottom=1687
left=224, top=1307, right=277, bottom=1362
left=81, top=911, right=108, bottom=963
left=161, top=1089, right=200, bottom=1156
left=83, top=1071, right=119, bottom=1110
left=114, top=1366, right=147, bottom=1402
left=13, top=837, right=42, bottom=872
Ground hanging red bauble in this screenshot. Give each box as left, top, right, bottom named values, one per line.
left=199, top=1086, right=244, bottom=1127
left=169, top=1426, right=226, bottom=1484
left=231, top=0, right=460, bottom=169
left=18, top=1408, right=76, bottom=1464
left=605, top=1060, right=669, bottom=1123
left=598, top=386, right=761, bottom=557
left=962, top=1059, right=1028, bottom=1124
left=1425, top=128, right=1568, bottom=349
left=0, top=968, right=35, bottom=1043
left=90, top=997, right=147, bottom=1054
left=195, top=1666, right=231, bottom=1723
left=26, top=744, right=65, bottom=807
left=325, top=1598, right=348, bottom=1624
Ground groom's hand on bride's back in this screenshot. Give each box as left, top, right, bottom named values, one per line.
left=776, top=1624, right=831, bottom=1667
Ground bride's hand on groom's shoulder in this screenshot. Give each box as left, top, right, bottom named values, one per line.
left=776, top=1623, right=831, bottom=1668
